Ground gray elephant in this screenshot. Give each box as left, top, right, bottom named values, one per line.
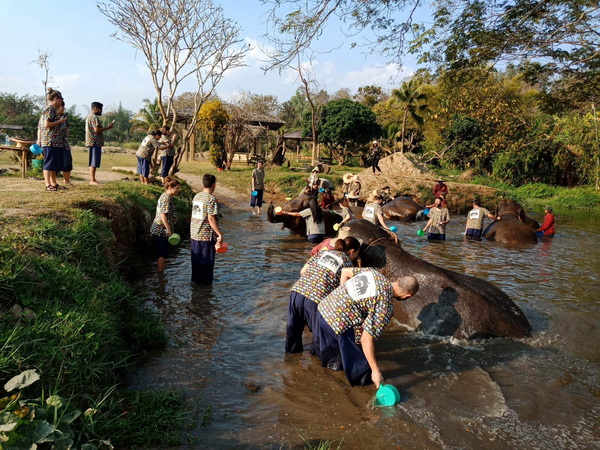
left=483, top=200, right=540, bottom=245
left=382, top=196, right=426, bottom=222
left=338, top=219, right=532, bottom=339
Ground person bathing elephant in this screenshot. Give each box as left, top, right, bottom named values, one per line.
left=337, top=220, right=531, bottom=339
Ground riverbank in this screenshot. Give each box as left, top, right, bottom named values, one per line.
left=0, top=174, right=196, bottom=447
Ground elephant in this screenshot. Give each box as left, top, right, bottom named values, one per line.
left=382, top=196, right=426, bottom=222
left=267, top=201, right=343, bottom=237
left=337, top=219, right=531, bottom=339
left=483, top=200, right=540, bottom=245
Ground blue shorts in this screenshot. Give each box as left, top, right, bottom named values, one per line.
left=89, top=146, right=102, bottom=168
left=250, top=189, right=264, bottom=207
left=427, top=233, right=446, bottom=241
left=155, top=235, right=169, bottom=258
left=161, top=155, right=174, bottom=178
left=63, top=148, right=73, bottom=172
left=465, top=228, right=482, bottom=239
left=42, top=146, right=64, bottom=172
left=137, top=156, right=150, bottom=177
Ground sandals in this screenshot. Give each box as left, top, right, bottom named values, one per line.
left=45, top=185, right=57, bottom=191
left=53, top=185, right=68, bottom=190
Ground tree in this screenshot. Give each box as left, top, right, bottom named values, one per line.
left=0, top=93, right=42, bottom=139
left=29, top=51, right=53, bottom=104
left=98, top=0, right=248, bottom=174
left=130, top=98, right=163, bottom=134
left=387, top=79, right=428, bottom=153
left=354, top=85, right=388, bottom=107
left=197, top=99, right=229, bottom=169
left=223, top=104, right=251, bottom=170
left=234, top=91, right=280, bottom=117
left=103, top=102, right=135, bottom=143
left=311, top=98, right=382, bottom=165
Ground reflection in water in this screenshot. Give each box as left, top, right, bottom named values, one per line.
left=129, top=207, right=600, bottom=448
left=417, top=287, right=462, bottom=336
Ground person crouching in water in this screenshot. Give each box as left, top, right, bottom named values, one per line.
left=286, top=196, right=326, bottom=243
left=136, top=130, right=162, bottom=185
left=286, top=238, right=359, bottom=356
left=317, top=268, right=419, bottom=387
left=423, top=197, right=450, bottom=240
left=150, top=177, right=181, bottom=272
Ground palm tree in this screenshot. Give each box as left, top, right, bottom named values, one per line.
left=130, top=98, right=163, bottom=134
left=387, top=80, right=428, bottom=153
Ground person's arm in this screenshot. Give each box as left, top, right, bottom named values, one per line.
left=339, top=267, right=355, bottom=286
left=207, top=214, right=223, bottom=242
left=360, top=330, right=383, bottom=388
left=46, top=116, right=68, bottom=128
left=300, top=262, right=310, bottom=276
left=423, top=217, right=433, bottom=232
left=376, top=213, right=389, bottom=230
left=93, top=122, right=114, bottom=133
left=160, top=213, right=172, bottom=236
left=538, top=215, right=551, bottom=232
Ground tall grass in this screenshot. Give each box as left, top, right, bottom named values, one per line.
left=0, top=182, right=195, bottom=446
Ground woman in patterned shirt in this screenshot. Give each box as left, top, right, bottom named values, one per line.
left=150, top=177, right=181, bottom=272
left=136, top=130, right=162, bottom=185
left=38, top=88, right=68, bottom=191
left=285, top=238, right=359, bottom=357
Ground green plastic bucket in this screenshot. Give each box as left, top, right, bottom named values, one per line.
left=32, top=159, right=44, bottom=170
left=375, top=384, right=401, bottom=406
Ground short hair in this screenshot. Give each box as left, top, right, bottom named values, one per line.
left=382, top=186, right=390, bottom=190
left=435, top=197, right=444, bottom=203
left=203, top=174, right=216, bottom=188
left=91, top=102, right=103, bottom=109
left=473, top=198, right=481, bottom=206
left=162, top=177, right=180, bottom=189
left=338, top=198, right=350, bottom=207
left=374, top=194, right=383, bottom=201
left=344, top=236, right=360, bottom=252
left=151, top=130, right=162, bottom=137
left=396, top=276, right=419, bottom=296
left=160, top=126, right=170, bottom=133
left=545, top=206, right=553, bottom=212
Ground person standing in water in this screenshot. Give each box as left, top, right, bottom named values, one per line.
left=190, top=174, right=224, bottom=285
left=150, top=177, right=181, bottom=272
left=423, top=197, right=450, bottom=240
left=537, top=206, right=555, bottom=237
left=251, top=159, right=265, bottom=215
left=464, top=199, right=498, bottom=240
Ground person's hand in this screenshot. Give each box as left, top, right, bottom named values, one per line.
left=165, top=229, right=172, bottom=237
left=371, top=369, right=384, bottom=389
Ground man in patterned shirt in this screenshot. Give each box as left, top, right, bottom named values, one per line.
left=85, top=101, right=114, bottom=185
left=190, top=174, right=224, bottom=285
left=464, top=198, right=498, bottom=239
left=317, top=267, right=419, bottom=388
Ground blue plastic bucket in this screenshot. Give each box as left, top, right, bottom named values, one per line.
left=376, top=384, right=401, bottom=406
left=389, top=226, right=397, bottom=232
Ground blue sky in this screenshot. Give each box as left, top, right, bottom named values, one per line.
left=0, top=0, right=422, bottom=115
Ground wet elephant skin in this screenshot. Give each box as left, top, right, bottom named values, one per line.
left=382, top=196, right=425, bottom=222
left=484, top=200, right=539, bottom=245
left=267, top=203, right=343, bottom=237
left=338, top=219, right=532, bottom=339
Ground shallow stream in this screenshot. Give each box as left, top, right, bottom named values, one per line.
left=129, top=202, right=599, bottom=449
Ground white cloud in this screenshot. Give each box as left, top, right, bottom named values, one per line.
left=338, top=63, right=414, bottom=92
left=52, top=73, right=83, bottom=91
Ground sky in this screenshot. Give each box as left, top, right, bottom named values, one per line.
left=0, top=0, right=423, bottom=116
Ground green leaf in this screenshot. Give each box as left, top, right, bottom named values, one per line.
left=4, top=370, right=40, bottom=392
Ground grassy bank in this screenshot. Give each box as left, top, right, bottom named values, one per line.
left=0, top=180, right=195, bottom=447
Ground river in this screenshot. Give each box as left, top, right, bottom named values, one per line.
left=128, top=202, right=599, bottom=449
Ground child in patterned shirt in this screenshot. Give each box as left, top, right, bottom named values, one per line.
left=150, top=177, right=181, bottom=272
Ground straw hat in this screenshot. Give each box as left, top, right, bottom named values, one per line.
left=353, top=175, right=360, bottom=181
left=342, top=173, right=354, bottom=183
left=312, top=167, right=319, bottom=172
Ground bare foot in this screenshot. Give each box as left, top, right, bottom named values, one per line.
left=90, top=180, right=100, bottom=185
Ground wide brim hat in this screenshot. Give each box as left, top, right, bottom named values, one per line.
left=343, top=173, right=354, bottom=183
left=436, top=179, right=445, bottom=182
left=312, top=167, right=319, bottom=172
left=353, top=175, right=360, bottom=181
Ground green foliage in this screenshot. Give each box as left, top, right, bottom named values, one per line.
left=130, top=98, right=163, bottom=134
left=514, top=183, right=560, bottom=199
left=442, top=114, right=484, bottom=167
left=312, top=98, right=382, bottom=164
left=0, top=92, right=42, bottom=140
left=103, top=102, right=135, bottom=143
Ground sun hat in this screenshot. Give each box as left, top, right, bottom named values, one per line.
left=343, top=173, right=354, bottom=183
left=312, top=167, right=319, bottom=172
left=373, top=140, right=379, bottom=145
left=436, top=179, right=445, bottom=182
left=353, top=175, right=360, bottom=181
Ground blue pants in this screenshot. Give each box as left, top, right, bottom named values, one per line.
left=250, top=189, right=264, bottom=207
left=155, top=235, right=169, bottom=258
left=318, top=315, right=372, bottom=386
left=307, top=234, right=325, bottom=244
left=465, top=228, right=482, bottom=239
left=427, top=232, right=446, bottom=241
left=285, top=291, right=320, bottom=357
left=161, top=155, right=174, bottom=178
left=191, top=239, right=216, bottom=285
left=63, top=148, right=73, bottom=172
left=89, top=146, right=102, bottom=168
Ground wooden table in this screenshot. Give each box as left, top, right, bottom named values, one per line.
left=0, top=145, right=30, bottom=178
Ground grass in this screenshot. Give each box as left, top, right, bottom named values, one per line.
left=0, top=176, right=195, bottom=446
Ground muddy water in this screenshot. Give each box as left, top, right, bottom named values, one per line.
left=129, top=205, right=599, bottom=449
